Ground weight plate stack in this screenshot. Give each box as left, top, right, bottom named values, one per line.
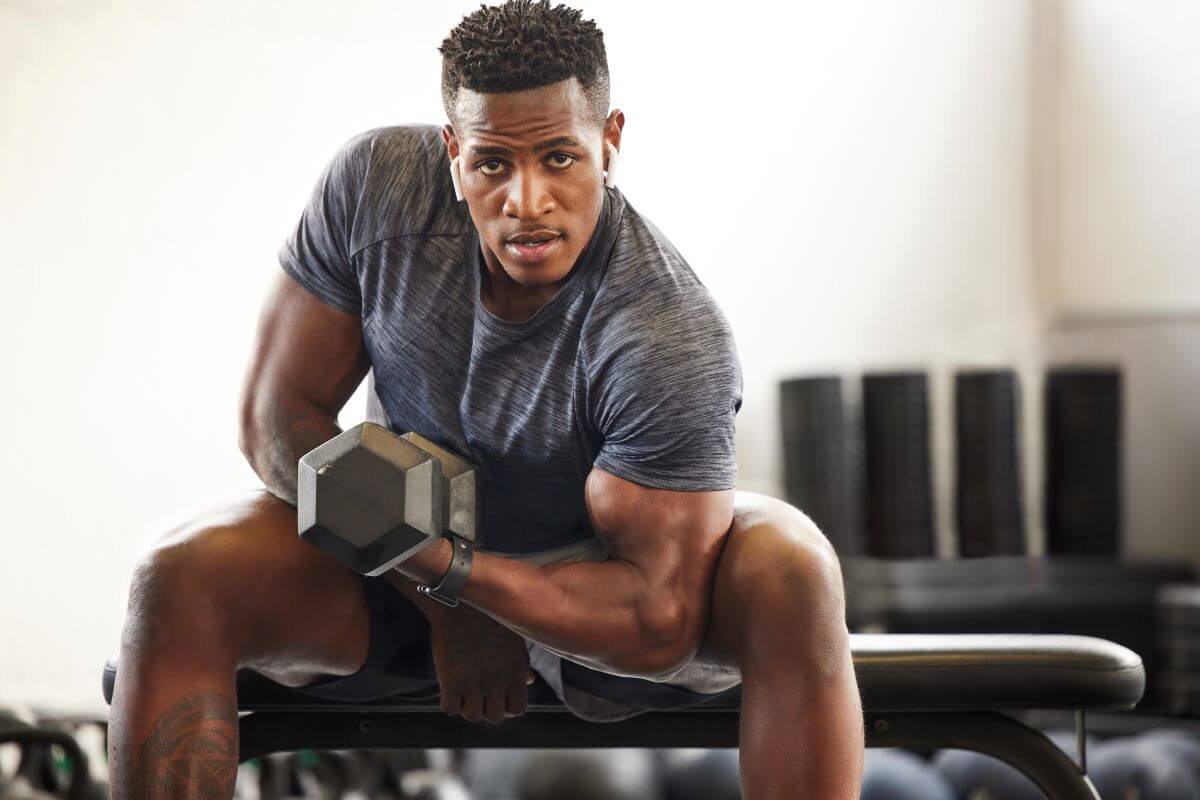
left=779, top=376, right=863, bottom=556
left=1158, top=584, right=1200, bottom=715
left=1044, top=367, right=1122, bottom=557
left=863, top=372, right=936, bottom=559
left=955, top=370, right=1025, bottom=558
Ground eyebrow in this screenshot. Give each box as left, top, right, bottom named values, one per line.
left=468, top=136, right=582, bottom=157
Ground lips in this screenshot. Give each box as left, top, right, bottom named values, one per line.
left=508, top=231, right=560, bottom=245
left=505, top=234, right=561, bottom=264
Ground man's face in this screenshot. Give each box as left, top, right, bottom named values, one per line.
left=443, top=78, right=622, bottom=289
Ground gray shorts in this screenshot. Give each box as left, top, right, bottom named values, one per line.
left=526, top=638, right=741, bottom=722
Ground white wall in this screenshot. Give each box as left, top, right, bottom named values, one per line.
left=1, top=0, right=1194, bottom=712
left=1054, top=1, right=1200, bottom=318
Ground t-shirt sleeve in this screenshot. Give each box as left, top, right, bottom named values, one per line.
left=590, top=298, right=743, bottom=492
left=277, top=131, right=374, bottom=315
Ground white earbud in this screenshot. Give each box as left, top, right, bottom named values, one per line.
left=604, top=142, right=619, bottom=189
left=450, top=156, right=465, bottom=202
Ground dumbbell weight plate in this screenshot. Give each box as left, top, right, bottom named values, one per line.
left=298, top=422, right=443, bottom=576
left=401, top=432, right=477, bottom=544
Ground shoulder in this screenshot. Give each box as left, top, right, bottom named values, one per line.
left=336, top=124, right=469, bottom=252
left=586, top=197, right=738, bottom=370
left=583, top=196, right=739, bottom=393
left=582, top=199, right=742, bottom=488
left=351, top=124, right=445, bottom=173
left=319, top=125, right=440, bottom=183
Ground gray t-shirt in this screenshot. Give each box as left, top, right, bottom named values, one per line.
left=279, top=125, right=742, bottom=557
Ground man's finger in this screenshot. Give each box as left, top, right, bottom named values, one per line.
left=526, top=671, right=535, bottom=685
left=506, top=682, right=529, bottom=718
left=483, top=694, right=507, bottom=724
left=460, top=694, right=484, bottom=723
left=440, top=692, right=460, bottom=717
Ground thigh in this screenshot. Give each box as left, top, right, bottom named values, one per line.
left=141, top=489, right=374, bottom=685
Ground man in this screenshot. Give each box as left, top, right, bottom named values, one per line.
left=108, top=1, right=864, bottom=797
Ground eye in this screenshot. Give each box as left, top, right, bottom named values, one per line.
left=478, top=159, right=505, bottom=176
left=549, top=152, right=576, bottom=169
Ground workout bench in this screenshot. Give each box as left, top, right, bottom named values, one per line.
left=102, top=633, right=1142, bottom=799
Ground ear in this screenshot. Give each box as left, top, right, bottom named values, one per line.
left=442, top=125, right=466, bottom=202
left=442, top=124, right=460, bottom=160
left=602, top=108, right=625, bottom=157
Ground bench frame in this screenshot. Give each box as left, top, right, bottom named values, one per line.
left=106, top=630, right=1143, bottom=800
left=236, top=706, right=1100, bottom=800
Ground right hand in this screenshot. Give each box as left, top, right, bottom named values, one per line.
left=429, top=605, right=536, bottom=724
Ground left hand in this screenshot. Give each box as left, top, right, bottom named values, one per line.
left=428, top=604, right=535, bottom=724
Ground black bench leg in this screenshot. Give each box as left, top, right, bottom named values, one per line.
left=866, top=711, right=1099, bottom=800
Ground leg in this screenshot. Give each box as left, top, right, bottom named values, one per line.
left=108, top=490, right=373, bottom=799
left=699, top=492, right=864, bottom=800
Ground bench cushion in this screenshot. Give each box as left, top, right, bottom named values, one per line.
left=102, top=633, right=1143, bottom=714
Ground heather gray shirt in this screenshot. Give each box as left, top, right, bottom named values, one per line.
left=279, top=125, right=742, bottom=556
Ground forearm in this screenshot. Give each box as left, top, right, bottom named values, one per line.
left=398, top=541, right=693, bottom=679
left=240, top=395, right=341, bottom=506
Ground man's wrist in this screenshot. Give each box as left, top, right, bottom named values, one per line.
left=383, top=537, right=456, bottom=625
left=384, top=569, right=455, bottom=625
left=394, top=535, right=455, bottom=585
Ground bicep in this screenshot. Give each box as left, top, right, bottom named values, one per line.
left=240, top=269, right=370, bottom=428
left=585, top=467, right=733, bottom=641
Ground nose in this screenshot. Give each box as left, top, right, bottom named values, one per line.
left=503, top=167, right=556, bottom=220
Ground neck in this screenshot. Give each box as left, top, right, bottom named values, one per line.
left=478, top=249, right=567, bottom=322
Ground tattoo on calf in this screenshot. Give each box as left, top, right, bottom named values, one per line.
left=136, top=690, right=238, bottom=799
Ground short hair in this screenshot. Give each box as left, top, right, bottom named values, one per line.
left=439, top=0, right=610, bottom=131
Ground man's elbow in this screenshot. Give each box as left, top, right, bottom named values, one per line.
left=237, top=392, right=261, bottom=465
left=622, top=597, right=702, bottom=680
left=237, top=387, right=280, bottom=471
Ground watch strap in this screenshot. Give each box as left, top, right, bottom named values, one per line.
left=416, top=534, right=473, bottom=608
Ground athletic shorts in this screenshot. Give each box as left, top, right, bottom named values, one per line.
left=292, top=573, right=742, bottom=722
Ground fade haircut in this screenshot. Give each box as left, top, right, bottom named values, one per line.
left=439, top=0, right=610, bottom=132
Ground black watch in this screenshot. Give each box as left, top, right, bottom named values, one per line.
left=416, top=534, right=474, bottom=608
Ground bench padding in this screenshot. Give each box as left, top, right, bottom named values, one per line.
left=102, top=633, right=1143, bottom=714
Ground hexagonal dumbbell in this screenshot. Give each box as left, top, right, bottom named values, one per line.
left=297, top=422, right=445, bottom=576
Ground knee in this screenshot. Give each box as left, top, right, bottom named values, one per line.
left=726, top=494, right=844, bottom=610
left=721, top=495, right=848, bottom=659
left=121, top=522, right=248, bottom=656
